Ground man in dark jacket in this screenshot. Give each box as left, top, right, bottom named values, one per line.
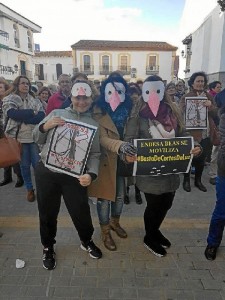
left=205, top=105, right=225, bottom=260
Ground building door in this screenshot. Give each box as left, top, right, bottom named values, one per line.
left=56, top=63, right=62, bottom=79
left=20, top=61, right=26, bottom=75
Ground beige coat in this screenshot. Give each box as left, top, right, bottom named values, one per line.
left=88, top=108, right=124, bottom=201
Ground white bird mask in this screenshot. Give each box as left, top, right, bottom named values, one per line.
left=105, top=82, right=126, bottom=111
left=71, top=82, right=92, bottom=97
left=142, top=80, right=165, bottom=117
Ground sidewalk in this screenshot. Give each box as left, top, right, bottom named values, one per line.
left=0, top=168, right=225, bottom=300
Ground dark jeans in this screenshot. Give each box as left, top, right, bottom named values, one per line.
left=144, top=192, right=175, bottom=240
left=207, top=176, right=225, bottom=247
left=20, top=143, right=40, bottom=190
left=34, top=162, right=94, bottom=248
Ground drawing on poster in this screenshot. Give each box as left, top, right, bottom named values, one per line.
left=45, top=119, right=97, bottom=177
left=185, top=97, right=208, bottom=129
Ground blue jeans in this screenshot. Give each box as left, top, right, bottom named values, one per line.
left=20, top=143, right=40, bottom=191
left=207, top=176, right=225, bottom=247
left=97, top=176, right=125, bottom=225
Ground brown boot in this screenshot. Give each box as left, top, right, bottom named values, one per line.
left=110, top=217, right=127, bottom=238
left=100, top=224, right=117, bottom=251
left=27, top=189, right=35, bottom=202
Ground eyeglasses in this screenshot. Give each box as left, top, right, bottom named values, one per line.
left=19, top=82, right=30, bottom=86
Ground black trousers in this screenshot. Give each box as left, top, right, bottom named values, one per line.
left=4, top=163, right=22, bottom=179
left=144, top=192, right=175, bottom=240
left=184, top=137, right=211, bottom=180
left=34, top=162, right=94, bottom=248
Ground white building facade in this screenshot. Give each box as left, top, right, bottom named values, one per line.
left=71, top=40, right=178, bottom=84
left=33, top=51, right=73, bottom=84
left=182, top=4, right=225, bottom=85
left=0, top=3, right=41, bottom=82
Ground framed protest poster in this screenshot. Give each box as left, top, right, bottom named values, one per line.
left=45, top=118, right=97, bottom=178
left=133, top=137, right=193, bottom=176
left=185, top=97, right=208, bottom=129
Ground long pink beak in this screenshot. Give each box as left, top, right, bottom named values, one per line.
left=108, top=91, right=121, bottom=111
left=147, top=91, right=160, bottom=117
left=78, top=87, right=86, bottom=96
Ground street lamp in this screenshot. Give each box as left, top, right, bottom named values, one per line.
left=14, top=64, right=18, bottom=73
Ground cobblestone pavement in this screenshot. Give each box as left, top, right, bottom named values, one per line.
left=0, top=167, right=225, bottom=300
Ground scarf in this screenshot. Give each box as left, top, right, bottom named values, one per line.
left=106, top=103, right=129, bottom=138
left=139, top=101, right=177, bottom=132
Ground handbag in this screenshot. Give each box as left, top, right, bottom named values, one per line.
left=0, top=135, right=22, bottom=167
left=209, top=117, right=220, bottom=146
left=117, top=159, right=134, bottom=177
left=0, top=119, right=21, bottom=168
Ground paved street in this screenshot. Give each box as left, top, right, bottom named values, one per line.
left=0, top=167, right=224, bottom=300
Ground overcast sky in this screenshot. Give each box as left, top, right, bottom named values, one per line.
left=2, top=0, right=218, bottom=51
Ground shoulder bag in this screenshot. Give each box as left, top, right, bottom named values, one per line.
left=0, top=119, right=21, bottom=168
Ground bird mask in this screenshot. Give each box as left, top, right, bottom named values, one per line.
left=142, top=80, right=165, bottom=117
left=104, top=81, right=126, bottom=111
left=71, top=82, right=92, bottom=97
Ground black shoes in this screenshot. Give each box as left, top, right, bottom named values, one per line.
left=144, top=237, right=167, bottom=257
left=183, top=179, right=191, bottom=192
left=0, top=178, right=12, bottom=186
left=43, top=247, right=56, bottom=270
left=15, top=177, right=24, bottom=188
left=124, top=195, right=130, bottom=204
left=204, top=245, right=217, bottom=261
left=195, top=180, right=207, bottom=192
left=135, top=192, right=143, bottom=205
left=80, top=240, right=102, bottom=259
left=155, top=231, right=171, bottom=249
left=0, top=177, right=24, bottom=188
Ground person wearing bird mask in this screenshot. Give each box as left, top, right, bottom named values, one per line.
left=88, top=75, right=137, bottom=251
left=125, top=75, right=201, bottom=257
left=33, top=81, right=102, bottom=270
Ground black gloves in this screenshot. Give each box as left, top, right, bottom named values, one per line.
left=119, top=142, right=137, bottom=162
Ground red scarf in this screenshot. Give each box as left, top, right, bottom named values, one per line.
left=139, top=102, right=177, bottom=132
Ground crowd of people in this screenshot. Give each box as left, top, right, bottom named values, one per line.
left=0, top=70, right=224, bottom=269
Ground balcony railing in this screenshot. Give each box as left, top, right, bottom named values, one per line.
left=80, top=65, right=94, bottom=75
left=0, top=65, right=14, bottom=75
left=99, top=66, right=112, bottom=75
left=0, top=30, right=9, bottom=39
left=73, top=67, right=79, bottom=74
left=19, top=69, right=33, bottom=80
left=117, top=66, right=131, bottom=75
left=146, top=65, right=159, bottom=75
left=0, top=30, right=9, bottom=49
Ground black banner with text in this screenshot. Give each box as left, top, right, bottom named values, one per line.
left=133, top=137, right=193, bottom=176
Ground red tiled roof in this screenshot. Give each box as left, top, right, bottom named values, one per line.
left=71, top=40, right=177, bottom=51
left=35, top=51, right=72, bottom=57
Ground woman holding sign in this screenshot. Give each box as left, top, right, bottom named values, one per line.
left=179, top=71, right=217, bottom=192
left=127, top=75, right=201, bottom=257
left=89, top=74, right=136, bottom=252
left=33, top=81, right=102, bottom=270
